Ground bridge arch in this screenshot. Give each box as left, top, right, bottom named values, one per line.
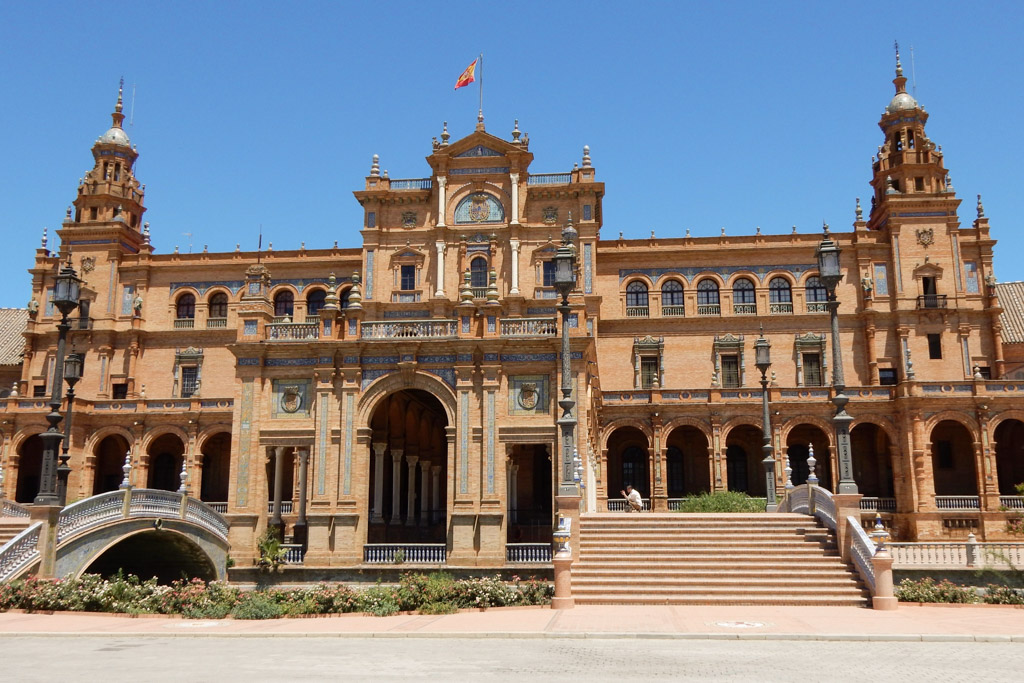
left=77, top=527, right=221, bottom=584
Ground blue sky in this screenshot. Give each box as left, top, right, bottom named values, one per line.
left=2, top=1, right=1023, bottom=307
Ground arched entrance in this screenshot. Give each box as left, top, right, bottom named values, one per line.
left=147, top=434, right=185, bottom=492
left=93, top=434, right=130, bottom=495
left=367, top=389, right=448, bottom=543
left=725, top=425, right=763, bottom=495
left=200, top=432, right=232, bottom=503
left=850, top=423, right=894, bottom=498
left=507, top=444, right=553, bottom=543
left=665, top=426, right=711, bottom=497
left=994, top=419, right=1024, bottom=495
left=786, top=424, right=832, bottom=490
left=605, top=427, right=650, bottom=499
left=82, top=530, right=217, bottom=584
left=14, top=435, right=44, bottom=503
left=930, top=420, right=978, bottom=496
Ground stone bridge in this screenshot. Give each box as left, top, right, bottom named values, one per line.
left=0, top=489, right=230, bottom=583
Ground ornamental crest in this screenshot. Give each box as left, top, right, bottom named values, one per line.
left=401, top=211, right=416, bottom=228
left=79, top=256, right=95, bottom=274
left=518, top=382, right=539, bottom=410
left=543, top=206, right=558, bottom=224
left=280, top=385, right=303, bottom=413
left=468, top=195, right=491, bottom=222
left=916, top=228, right=934, bottom=247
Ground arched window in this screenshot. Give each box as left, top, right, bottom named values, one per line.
left=696, top=279, right=720, bottom=313
left=805, top=276, right=828, bottom=302
left=733, top=278, right=755, bottom=303
left=273, top=290, right=294, bottom=318
left=454, top=193, right=505, bottom=224
left=661, top=280, right=684, bottom=306
left=768, top=277, right=792, bottom=303
left=626, top=281, right=649, bottom=316
left=470, top=257, right=488, bottom=288
left=176, top=293, right=196, bottom=319
left=340, top=287, right=352, bottom=310
left=306, top=289, right=326, bottom=316
left=208, top=292, right=228, bottom=319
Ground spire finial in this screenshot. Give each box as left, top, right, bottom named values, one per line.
left=40, top=226, right=47, bottom=250
left=369, top=154, right=380, bottom=177
left=511, top=119, right=521, bottom=142
left=116, top=77, right=124, bottom=113
left=855, top=197, right=863, bottom=221
left=441, top=121, right=450, bottom=146
left=582, top=145, right=591, bottom=168
left=822, top=220, right=830, bottom=236
left=977, top=194, right=985, bottom=218
left=894, top=41, right=903, bottom=78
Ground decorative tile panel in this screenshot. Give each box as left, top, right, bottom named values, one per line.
left=244, top=320, right=258, bottom=336
left=343, top=392, right=354, bottom=495
left=487, top=390, right=495, bottom=494
left=361, top=368, right=392, bottom=389
left=509, top=375, right=549, bottom=416
left=238, top=357, right=260, bottom=366
left=617, top=264, right=817, bottom=284
left=459, top=391, right=469, bottom=494
left=584, top=243, right=593, bottom=293
left=383, top=309, right=430, bottom=319
left=317, top=393, right=328, bottom=496
left=236, top=379, right=253, bottom=507
left=266, top=357, right=317, bottom=367
left=271, top=378, right=312, bottom=419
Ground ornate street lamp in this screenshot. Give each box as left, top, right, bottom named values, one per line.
left=815, top=224, right=857, bottom=494
left=56, top=352, right=84, bottom=506
left=754, top=330, right=776, bottom=511
left=35, top=259, right=81, bottom=505
left=553, top=213, right=578, bottom=495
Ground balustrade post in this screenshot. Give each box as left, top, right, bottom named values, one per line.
left=966, top=532, right=978, bottom=567
left=871, top=546, right=898, bottom=610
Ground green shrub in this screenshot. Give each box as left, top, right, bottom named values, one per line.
left=419, top=601, right=458, bottom=615
left=358, top=586, right=401, bottom=616
left=674, top=491, right=765, bottom=513
left=982, top=584, right=1024, bottom=605
left=895, top=577, right=979, bottom=603
left=231, top=592, right=283, bottom=620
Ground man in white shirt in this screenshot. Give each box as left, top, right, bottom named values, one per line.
left=620, top=484, right=643, bottom=512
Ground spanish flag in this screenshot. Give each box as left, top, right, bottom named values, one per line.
left=454, top=59, right=477, bottom=90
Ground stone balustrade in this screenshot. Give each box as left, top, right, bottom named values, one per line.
left=266, top=322, right=319, bottom=341
left=363, top=543, right=447, bottom=564
left=506, top=543, right=552, bottom=563
left=500, top=317, right=557, bottom=337
left=361, top=319, right=457, bottom=339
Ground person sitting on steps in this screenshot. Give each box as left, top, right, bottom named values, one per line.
left=620, top=484, right=643, bottom=512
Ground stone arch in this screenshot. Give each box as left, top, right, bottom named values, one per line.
left=604, top=426, right=651, bottom=499
left=764, top=270, right=798, bottom=287
left=987, top=409, right=1024, bottom=435
left=662, top=416, right=713, bottom=443
left=599, top=418, right=652, bottom=452
left=850, top=415, right=900, bottom=445
left=849, top=421, right=895, bottom=498
left=76, top=527, right=222, bottom=584
left=723, top=422, right=763, bottom=494
left=693, top=273, right=726, bottom=288
left=199, top=430, right=232, bottom=503
left=196, top=424, right=233, bottom=452
left=14, top=433, right=45, bottom=503
left=720, top=416, right=764, bottom=443
left=993, top=417, right=1024, bottom=495
left=780, top=415, right=836, bottom=447
left=84, top=425, right=136, bottom=455
left=92, top=432, right=132, bottom=495
left=664, top=422, right=712, bottom=496
left=139, top=425, right=191, bottom=454
left=146, top=432, right=187, bottom=492
left=725, top=272, right=759, bottom=288
left=357, top=370, right=456, bottom=427
left=929, top=419, right=979, bottom=496
left=923, top=410, right=980, bottom=438
left=785, top=422, right=834, bottom=490
left=652, top=272, right=685, bottom=289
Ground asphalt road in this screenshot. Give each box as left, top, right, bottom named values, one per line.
left=1, top=636, right=1022, bottom=682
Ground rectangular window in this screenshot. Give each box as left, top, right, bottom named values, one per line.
left=927, top=333, right=942, bottom=359
left=121, top=285, right=134, bottom=315
left=914, top=176, right=924, bottom=192
left=873, top=263, right=889, bottom=296
left=366, top=211, right=376, bottom=228
left=977, top=366, right=992, bottom=379
left=936, top=440, right=954, bottom=469
left=181, top=367, right=199, bottom=398
left=400, top=265, right=416, bottom=291
left=640, top=357, right=659, bottom=389
left=112, top=383, right=128, bottom=400
left=33, top=384, right=46, bottom=398
left=542, top=261, right=556, bottom=287
left=721, top=355, right=740, bottom=388
left=964, top=261, right=979, bottom=294
left=802, top=353, right=823, bottom=386
left=878, top=368, right=898, bottom=385
left=583, top=204, right=592, bottom=221
left=90, top=207, right=98, bottom=220
left=44, top=289, right=54, bottom=317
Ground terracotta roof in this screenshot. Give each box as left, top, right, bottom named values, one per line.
left=0, top=308, right=27, bottom=366
left=998, top=281, right=1024, bottom=344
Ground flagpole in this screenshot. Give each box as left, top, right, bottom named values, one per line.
left=478, top=53, right=483, bottom=123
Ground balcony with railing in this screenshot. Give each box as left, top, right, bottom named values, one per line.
left=605, top=498, right=651, bottom=512
left=661, top=305, right=685, bottom=317
left=206, top=317, right=228, bottom=329
left=696, top=304, right=720, bottom=316
left=506, top=543, right=552, bottom=563
left=1000, top=496, right=1024, bottom=510
left=470, top=286, right=489, bottom=299
left=527, top=172, right=572, bottom=185
left=363, top=544, right=447, bottom=564
left=917, top=294, right=949, bottom=309
left=935, top=495, right=980, bottom=510
left=361, top=319, right=457, bottom=340
left=281, top=544, right=306, bottom=564
left=769, top=302, right=793, bottom=314
left=625, top=306, right=649, bottom=318
left=733, top=303, right=757, bottom=315
left=266, top=322, right=319, bottom=341
left=501, top=317, right=557, bottom=337
left=859, top=497, right=897, bottom=512
left=267, top=501, right=294, bottom=514
left=174, top=318, right=195, bottom=329
left=389, top=178, right=433, bottom=190
left=806, top=302, right=828, bottom=313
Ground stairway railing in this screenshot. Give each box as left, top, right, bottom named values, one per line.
left=846, top=515, right=876, bottom=594
left=0, top=522, right=42, bottom=582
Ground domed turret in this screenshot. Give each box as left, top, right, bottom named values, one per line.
left=885, top=47, right=919, bottom=113
left=97, top=79, right=132, bottom=148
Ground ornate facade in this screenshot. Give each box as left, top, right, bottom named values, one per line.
left=2, top=60, right=1024, bottom=571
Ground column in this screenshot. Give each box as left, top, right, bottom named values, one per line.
left=390, top=449, right=404, bottom=524
left=405, top=455, right=419, bottom=526
left=436, top=176, right=447, bottom=227
left=509, top=463, right=519, bottom=523
left=371, top=442, right=385, bottom=523
left=294, top=448, right=309, bottom=544
left=509, top=239, right=521, bottom=295
left=435, top=241, right=447, bottom=297
left=509, top=173, right=520, bottom=225
left=419, top=460, right=431, bottom=527
left=270, top=446, right=286, bottom=533
left=431, top=464, right=441, bottom=524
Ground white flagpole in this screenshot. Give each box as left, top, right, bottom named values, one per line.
left=478, top=53, right=483, bottom=123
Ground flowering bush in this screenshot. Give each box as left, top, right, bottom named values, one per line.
left=896, top=578, right=978, bottom=603
left=0, top=572, right=551, bottom=618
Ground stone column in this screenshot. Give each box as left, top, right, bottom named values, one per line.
left=390, top=449, right=404, bottom=524
left=419, top=459, right=431, bottom=527
left=294, top=448, right=309, bottom=545
left=509, top=463, right=519, bottom=523
left=371, top=442, right=386, bottom=523
left=436, top=176, right=447, bottom=228
left=434, top=241, right=446, bottom=298
left=405, top=455, right=419, bottom=526
left=431, top=464, right=441, bottom=524
left=269, top=446, right=286, bottom=535
left=509, top=239, right=521, bottom=295
left=509, top=173, right=521, bottom=225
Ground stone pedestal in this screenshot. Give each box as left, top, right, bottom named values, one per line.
left=871, top=547, right=898, bottom=610
left=225, top=513, right=259, bottom=566
left=29, top=504, right=61, bottom=579
left=447, top=510, right=478, bottom=565
left=302, top=513, right=334, bottom=565
left=551, top=554, right=574, bottom=609
left=832, top=493, right=863, bottom=562
left=477, top=510, right=504, bottom=566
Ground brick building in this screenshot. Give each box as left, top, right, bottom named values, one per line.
left=2, top=58, right=1023, bottom=571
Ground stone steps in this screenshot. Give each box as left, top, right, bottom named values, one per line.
left=572, top=513, right=867, bottom=607
left=0, top=519, right=31, bottom=546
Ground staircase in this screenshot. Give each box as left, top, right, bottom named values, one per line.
left=0, top=518, right=31, bottom=547
left=573, top=513, right=868, bottom=606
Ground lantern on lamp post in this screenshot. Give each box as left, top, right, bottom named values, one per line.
left=754, top=330, right=776, bottom=511
left=553, top=213, right=578, bottom=495
left=56, top=351, right=84, bottom=506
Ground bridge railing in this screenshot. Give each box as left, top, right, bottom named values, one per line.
left=58, top=490, right=127, bottom=542
left=847, top=515, right=877, bottom=594
left=0, top=522, right=42, bottom=583
left=2, top=500, right=31, bottom=518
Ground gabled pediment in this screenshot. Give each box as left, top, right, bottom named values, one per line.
left=529, top=240, right=559, bottom=263
left=389, top=246, right=427, bottom=267
left=912, top=262, right=944, bottom=279
left=433, top=127, right=533, bottom=168
left=455, top=145, right=503, bottom=158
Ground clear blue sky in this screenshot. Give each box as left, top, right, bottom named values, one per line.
left=2, top=1, right=1023, bottom=308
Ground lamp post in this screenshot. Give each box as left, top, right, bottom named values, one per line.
left=815, top=225, right=857, bottom=494
left=754, top=331, right=776, bottom=511
left=553, top=213, right=578, bottom=496
left=56, top=352, right=83, bottom=506
left=35, top=259, right=81, bottom=506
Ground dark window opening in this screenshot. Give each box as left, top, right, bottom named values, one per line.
left=176, top=294, right=196, bottom=319
left=806, top=276, right=828, bottom=302
left=803, top=353, right=823, bottom=386
left=927, top=333, right=942, bottom=359
left=769, top=277, right=792, bottom=303
left=721, top=355, right=740, bottom=388
left=697, top=279, right=720, bottom=305
left=936, top=440, right=954, bottom=469
left=542, top=261, right=556, bottom=287
left=733, top=278, right=755, bottom=304
left=33, top=384, right=46, bottom=398
left=112, top=383, right=128, bottom=400
left=915, top=176, right=924, bottom=192
left=90, top=207, right=98, bottom=220
left=181, top=367, right=198, bottom=398
left=977, top=366, right=992, bottom=379
left=469, top=259, right=487, bottom=288
left=662, top=280, right=684, bottom=306
left=306, top=289, right=327, bottom=315
left=273, top=291, right=294, bottom=317
left=879, top=368, right=898, bottom=385
left=626, top=281, right=649, bottom=308
left=640, top=356, right=659, bottom=388
left=208, top=293, right=228, bottom=318
left=367, top=211, right=376, bottom=228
